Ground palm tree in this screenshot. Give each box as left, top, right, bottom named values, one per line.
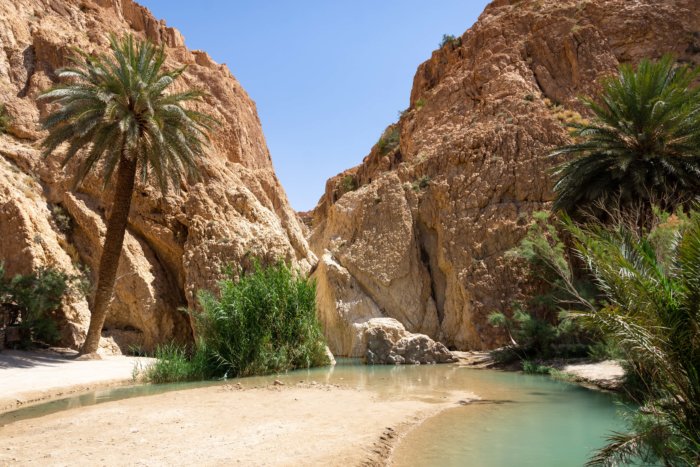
left=551, top=56, right=700, bottom=214
left=40, top=35, right=214, bottom=355
left=565, top=214, right=700, bottom=466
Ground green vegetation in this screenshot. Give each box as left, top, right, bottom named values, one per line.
left=50, top=204, right=73, bottom=234
left=488, top=307, right=590, bottom=363
left=339, top=174, right=357, bottom=194
left=0, top=104, right=9, bottom=134
left=502, top=207, right=700, bottom=463
left=411, top=175, right=431, bottom=192
left=489, top=211, right=597, bottom=363
left=521, top=360, right=553, bottom=375
left=145, top=261, right=329, bottom=383
left=439, top=34, right=460, bottom=48
left=551, top=56, right=700, bottom=215
left=144, top=343, right=208, bottom=384
left=40, top=34, right=215, bottom=354
left=535, top=56, right=700, bottom=464
left=0, top=263, right=75, bottom=348
left=415, top=98, right=426, bottom=110
left=566, top=213, right=700, bottom=466
left=376, top=126, right=400, bottom=155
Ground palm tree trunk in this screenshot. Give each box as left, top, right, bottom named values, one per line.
left=80, top=154, right=137, bottom=355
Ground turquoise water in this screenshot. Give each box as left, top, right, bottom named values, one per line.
left=391, top=370, right=628, bottom=466
left=0, top=361, right=626, bottom=465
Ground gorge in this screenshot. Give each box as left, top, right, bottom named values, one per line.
left=1, top=0, right=700, bottom=464
left=3, top=0, right=698, bottom=359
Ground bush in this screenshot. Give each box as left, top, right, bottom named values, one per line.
left=1, top=263, right=72, bottom=347
left=411, top=175, right=431, bottom=192
left=50, top=204, right=73, bottom=234
left=376, top=126, right=400, bottom=155
left=146, top=261, right=330, bottom=382
left=522, top=360, right=552, bottom=375
left=339, top=174, right=356, bottom=194
left=0, top=104, right=9, bottom=134
left=488, top=211, right=599, bottom=362
left=143, top=343, right=208, bottom=383
left=488, top=307, right=589, bottom=362
left=439, top=34, right=460, bottom=48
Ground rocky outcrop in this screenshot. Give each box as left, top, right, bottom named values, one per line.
left=363, top=318, right=456, bottom=365
left=315, top=253, right=454, bottom=363
left=0, top=0, right=314, bottom=352
left=310, top=0, right=700, bottom=351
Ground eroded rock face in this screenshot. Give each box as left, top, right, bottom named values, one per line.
left=310, top=0, right=700, bottom=351
left=0, top=0, right=314, bottom=352
left=313, top=254, right=456, bottom=364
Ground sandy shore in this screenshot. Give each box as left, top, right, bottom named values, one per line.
left=454, top=351, right=625, bottom=391
left=0, top=349, right=154, bottom=412
left=0, top=381, right=472, bottom=466
left=0, top=350, right=474, bottom=466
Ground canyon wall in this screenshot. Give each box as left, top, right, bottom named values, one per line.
left=0, top=0, right=314, bottom=352
left=309, top=0, right=700, bottom=353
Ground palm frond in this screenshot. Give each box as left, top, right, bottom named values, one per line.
left=40, top=33, right=213, bottom=193
left=549, top=56, right=700, bottom=214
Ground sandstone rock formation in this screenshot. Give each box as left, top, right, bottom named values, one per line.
left=0, top=0, right=314, bottom=352
left=363, top=318, right=456, bottom=365
left=310, top=0, right=700, bottom=351
left=314, top=252, right=454, bottom=363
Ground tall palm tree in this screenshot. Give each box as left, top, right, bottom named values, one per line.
left=551, top=56, right=700, bottom=214
left=40, top=35, right=214, bottom=355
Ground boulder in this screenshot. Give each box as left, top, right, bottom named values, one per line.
left=362, top=318, right=456, bottom=365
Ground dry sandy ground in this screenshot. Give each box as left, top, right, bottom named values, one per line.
left=0, top=382, right=471, bottom=466
left=0, top=350, right=473, bottom=466
left=0, top=349, right=154, bottom=412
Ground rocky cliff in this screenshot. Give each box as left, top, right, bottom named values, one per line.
left=0, top=0, right=314, bottom=352
left=309, top=0, right=700, bottom=353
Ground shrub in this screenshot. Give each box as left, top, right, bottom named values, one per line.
left=489, top=211, right=599, bottom=361
left=50, top=205, right=73, bottom=234
left=1, top=263, right=71, bottom=347
left=146, top=261, right=329, bottom=382
left=439, top=34, right=460, bottom=48
left=0, top=104, right=9, bottom=134
left=522, top=360, right=552, bottom=375
left=339, top=174, right=356, bottom=194
left=488, top=307, right=588, bottom=361
left=143, top=343, right=208, bottom=383
left=411, top=175, right=431, bottom=192
left=415, top=98, right=426, bottom=110
left=376, top=126, right=400, bottom=155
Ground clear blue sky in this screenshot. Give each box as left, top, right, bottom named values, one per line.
left=138, top=1, right=490, bottom=210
